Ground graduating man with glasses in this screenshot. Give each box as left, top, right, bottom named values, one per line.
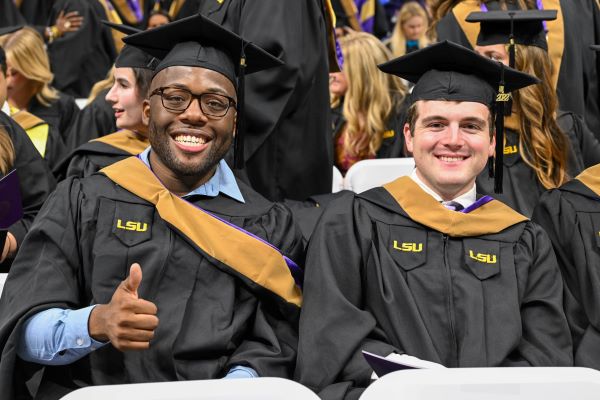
left=0, top=14, right=304, bottom=399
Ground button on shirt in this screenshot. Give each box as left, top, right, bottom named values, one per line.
left=17, top=150, right=256, bottom=378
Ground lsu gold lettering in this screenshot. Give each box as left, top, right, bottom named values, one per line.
left=116, top=219, right=148, bottom=232
left=504, top=145, right=518, bottom=155
left=469, top=250, right=497, bottom=264
left=383, top=130, right=395, bottom=139
left=393, top=240, right=423, bottom=252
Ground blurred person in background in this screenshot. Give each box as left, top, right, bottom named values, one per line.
left=0, top=27, right=79, bottom=148
left=0, top=26, right=68, bottom=175
left=0, top=32, right=56, bottom=270
left=468, top=9, right=600, bottom=216
left=62, top=23, right=154, bottom=179
left=387, top=1, right=431, bottom=57
left=430, top=0, right=600, bottom=141
left=331, top=32, right=407, bottom=175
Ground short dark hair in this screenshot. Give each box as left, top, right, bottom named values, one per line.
left=133, top=67, right=153, bottom=99
left=405, top=100, right=494, bottom=137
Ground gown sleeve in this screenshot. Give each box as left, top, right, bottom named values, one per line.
left=295, top=192, right=399, bottom=400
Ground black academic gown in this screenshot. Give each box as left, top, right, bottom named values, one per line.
left=26, top=92, right=80, bottom=147
left=64, top=89, right=117, bottom=152
left=10, top=108, right=68, bottom=178
left=46, top=0, right=117, bottom=98
left=532, top=164, right=600, bottom=370
left=60, top=129, right=149, bottom=179
left=436, top=0, right=600, bottom=140
left=295, top=177, right=572, bottom=400
left=0, top=113, right=56, bottom=272
left=192, top=0, right=333, bottom=201
left=16, top=0, right=54, bottom=26
left=476, top=111, right=600, bottom=217
left=0, top=0, right=26, bottom=26
left=0, top=156, right=304, bottom=399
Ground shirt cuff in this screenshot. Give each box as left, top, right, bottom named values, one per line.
left=224, top=365, right=259, bottom=379
left=62, top=305, right=106, bottom=351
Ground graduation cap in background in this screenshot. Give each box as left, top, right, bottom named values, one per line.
left=123, top=13, right=284, bottom=169
left=0, top=26, right=24, bottom=67
left=378, top=40, right=539, bottom=193
left=102, top=21, right=158, bottom=70
left=466, top=10, right=557, bottom=69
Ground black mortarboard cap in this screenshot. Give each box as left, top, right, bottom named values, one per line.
left=467, top=10, right=557, bottom=67
left=378, top=41, right=539, bottom=193
left=123, top=13, right=283, bottom=168
left=102, top=21, right=158, bottom=70
left=0, top=26, right=24, bottom=67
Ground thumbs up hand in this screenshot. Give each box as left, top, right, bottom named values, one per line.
left=88, top=263, right=159, bottom=351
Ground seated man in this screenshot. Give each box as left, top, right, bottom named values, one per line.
left=0, top=14, right=303, bottom=399
left=533, top=164, right=600, bottom=369
left=295, top=41, right=573, bottom=400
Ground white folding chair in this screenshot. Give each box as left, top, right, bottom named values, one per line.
left=60, top=377, right=320, bottom=400
left=344, top=158, right=415, bottom=193
left=360, top=367, right=600, bottom=400
left=332, top=165, right=344, bottom=193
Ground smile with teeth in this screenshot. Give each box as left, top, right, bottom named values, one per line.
left=173, top=134, right=207, bottom=147
left=438, top=155, right=466, bottom=162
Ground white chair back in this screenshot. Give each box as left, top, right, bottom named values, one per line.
left=345, top=158, right=415, bottom=193
left=60, top=377, right=320, bottom=400
left=332, top=166, right=344, bottom=193
left=360, top=367, right=600, bottom=400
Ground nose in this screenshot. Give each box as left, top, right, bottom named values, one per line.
left=180, top=96, right=209, bottom=124
left=105, top=83, right=118, bottom=104
left=442, top=122, right=464, bottom=148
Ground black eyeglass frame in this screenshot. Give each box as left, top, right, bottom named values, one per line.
left=150, top=86, right=237, bottom=117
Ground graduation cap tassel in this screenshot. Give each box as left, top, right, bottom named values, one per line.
left=494, top=64, right=509, bottom=194
left=233, top=48, right=246, bottom=169
left=508, top=21, right=516, bottom=69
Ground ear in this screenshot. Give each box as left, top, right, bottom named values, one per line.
left=142, top=98, right=151, bottom=126
left=232, top=110, right=237, bottom=137
left=489, top=130, right=496, bottom=158
left=403, top=122, right=414, bottom=154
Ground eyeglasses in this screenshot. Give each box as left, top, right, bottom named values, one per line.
left=150, top=86, right=237, bottom=117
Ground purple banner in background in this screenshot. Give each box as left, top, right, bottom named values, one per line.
left=0, top=170, right=23, bottom=229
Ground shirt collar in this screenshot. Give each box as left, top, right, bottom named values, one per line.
left=1, top=102, right=10, bottom=116
left=138, top=147, right=245, bottom=203
left=409, top=168, right=476, bottom=209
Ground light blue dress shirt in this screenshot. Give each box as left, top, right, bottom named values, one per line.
left=17, top=150, right=256, bottom=378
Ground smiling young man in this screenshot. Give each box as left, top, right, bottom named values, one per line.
left=295, top=41, right=573, bottom=400
left=0, top=15, right=304, bottom=399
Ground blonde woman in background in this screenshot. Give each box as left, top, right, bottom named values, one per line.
left=388, top=2, right=431, bottom=57
left=470, top=10, right=600, bottom=216
left=0, top=27, right=78, bottom=147
left=330, top=32, right=408, bottom=174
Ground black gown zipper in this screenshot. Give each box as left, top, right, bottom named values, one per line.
left=442, top=234, right=458, bottom=367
